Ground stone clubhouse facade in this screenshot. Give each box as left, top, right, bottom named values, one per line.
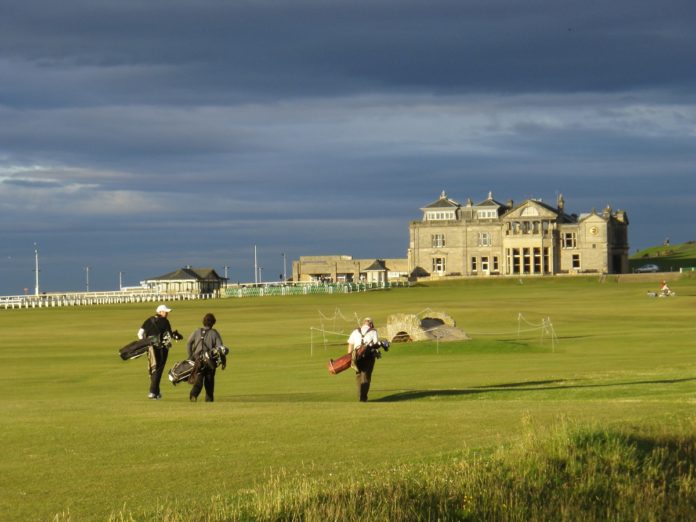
left=292, top=191, right=629, bottom=282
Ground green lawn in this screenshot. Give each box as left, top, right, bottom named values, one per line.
left=1, top=276, right=695, bottom=520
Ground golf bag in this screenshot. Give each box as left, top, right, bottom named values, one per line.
left=168, top=359, right=196, bottom=385
left=328, top=340, right=390, bottom=375
left=118, top=330, right=183, bottom=361
left=119, top=335, right=159, bottom=361
left=168, top=345, right=230, bottom=386
left=201, top=345, right=229, bottom=370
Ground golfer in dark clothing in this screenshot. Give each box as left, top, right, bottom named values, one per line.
left=138, top=304, right=178, bottom=400
left=186, top=313, right=226, bottom=402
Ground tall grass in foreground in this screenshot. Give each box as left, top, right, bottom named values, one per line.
left=94, top=420, right=696, bottom=522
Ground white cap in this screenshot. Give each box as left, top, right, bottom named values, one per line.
left=156, top=304, right=172, bottom=313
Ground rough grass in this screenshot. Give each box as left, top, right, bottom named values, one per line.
left=99, top=420, right=696, bottom=521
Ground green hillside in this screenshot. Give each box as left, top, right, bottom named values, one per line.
left=630, top=241, right=696, bottom=272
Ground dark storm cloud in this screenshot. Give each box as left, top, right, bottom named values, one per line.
left=2, top=0, right=696, bottom=107
left=1, top=0, right=695, bottom=294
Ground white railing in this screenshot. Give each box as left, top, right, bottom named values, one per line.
left=0, top=291, right=215, bottom=310
left=1, top=281, right=412, bottom=310
left=223, top=280, right=410, bottom=298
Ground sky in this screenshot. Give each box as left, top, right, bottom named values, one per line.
left=1, top=0, right=695, bottom=295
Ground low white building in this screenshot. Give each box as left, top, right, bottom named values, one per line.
left=140, top=267, right=227, bottom=295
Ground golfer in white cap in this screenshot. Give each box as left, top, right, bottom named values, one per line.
left=347, top=317, right=380, bottom=402
left=137, top=304, right=180, bottom=399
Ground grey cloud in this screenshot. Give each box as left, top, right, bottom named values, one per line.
left=2, top=1, right=696, bottom=108
left=1, top=1, right=695, bottom=294
left=1, top=177, right=63, bottom=189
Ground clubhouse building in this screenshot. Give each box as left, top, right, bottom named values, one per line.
left=293, top=191, right=629, bottom=282
left=140, top=267, right=227, bottom=295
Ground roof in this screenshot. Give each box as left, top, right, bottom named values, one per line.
left=364, top=259, right=388, bottom=271
left=475, top=191, right=506, bottom=208
left=147, top=267, right=225, bottom=281
left=505, top=198, right=575, bottom=223
left=532, top=199, right=575, bottom=222
left=422, top=190, right=460, bottom=209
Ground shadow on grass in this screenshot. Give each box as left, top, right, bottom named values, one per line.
left=474, top=379, right=566, bottom=388
left=375, top=377, right=696, bottom=402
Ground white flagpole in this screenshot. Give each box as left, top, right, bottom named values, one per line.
left=254, top=245, right=258, bottom=285
left=34, top=243, right=40, bottom=296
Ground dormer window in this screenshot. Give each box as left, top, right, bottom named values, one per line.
left=477, top=209, right=497, bottom=219
left=425, top=210, right=456, bottom=221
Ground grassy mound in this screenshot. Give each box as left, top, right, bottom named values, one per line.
left=102, top=421, right=696, bottom=521
left=630, top=241, right=696, bottom=271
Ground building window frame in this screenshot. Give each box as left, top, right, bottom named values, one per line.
left=523, top=248, right=531, bottom=273
left=563, top=232, right=577, bottom=249
left=432, top=257, right=446, bottom=274
left=477, top=209, right=497, bottom=220
left=426, top=211, right=455, bottom=221
left=431, top=233, right=446, bottom=248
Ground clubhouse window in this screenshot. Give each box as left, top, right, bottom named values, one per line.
left=426, top=211, right=455, bottom=221
left=477, top=209, right=497, bottom=219
left=431, top=234, right=446, bottom=248
left=563, top=232, right=577, bottom=249
left=432, top=257, right=446, bottom=273
left=481, top=256, right=489, bottom=272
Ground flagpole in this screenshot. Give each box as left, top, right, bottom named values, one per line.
left=254, top=245, right=258, bottom=285
left=34, top=243, right=40, bottom=296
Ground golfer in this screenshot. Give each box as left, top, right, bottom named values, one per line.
left=138, top=304, right=179, bottom=400
left=186, top=313, right=226, bottom=402
left=347, top=317, right=380, bottom=402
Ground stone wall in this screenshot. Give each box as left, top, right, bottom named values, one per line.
left=386, top=311, right=468, bottom=342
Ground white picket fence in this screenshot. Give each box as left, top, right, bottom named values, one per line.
left=0, top=291, right=215, bottom=310
left=1, top=281, right=412, bottom=310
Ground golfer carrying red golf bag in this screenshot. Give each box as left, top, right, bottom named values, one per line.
left=347, top=317, right=381, bottom=402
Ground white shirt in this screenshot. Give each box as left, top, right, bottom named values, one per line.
left=347, top=324, right=379, bottom=352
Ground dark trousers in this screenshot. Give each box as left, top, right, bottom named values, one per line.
left=355, top=356, right=376, bottom=402
left=149, top=347, right=169, bottom=395
left=191, top=368, right=216, bottom=402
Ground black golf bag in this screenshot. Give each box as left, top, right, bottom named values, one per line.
left=168, top=345, right=230, bottom=386
left=119, top=335, right=159, bottom=361
left=202, top=345, right=229, bottom=370
left=168, top=359, right=197, bottom=385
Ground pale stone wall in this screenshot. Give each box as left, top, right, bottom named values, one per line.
left=295, top=195, right=629, bottom=280
left=386, top=311, right=468, bottom=343
left=410, top=199, right=629, bottom=277
left=293, top=256, right=409, bottom=282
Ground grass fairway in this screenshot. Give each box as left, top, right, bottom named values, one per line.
left=2, top=276, right=696, bottom=520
